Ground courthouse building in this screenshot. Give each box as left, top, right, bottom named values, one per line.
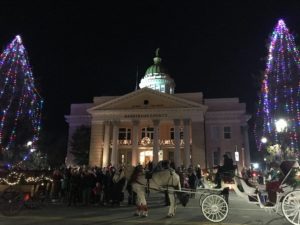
left=65, top=50, right=251, bottom=169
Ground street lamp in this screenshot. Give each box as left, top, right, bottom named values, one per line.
left=261, top=137, right=267, bottom=144
left=260, top=136, right=268, bottom=168
left=275, top=118, right=288, bottom=160
left=235, top=145, right=239, bottom=174
left=275, top=118, right=287, bottom=133
left=26, top=141, right=32, bottom=147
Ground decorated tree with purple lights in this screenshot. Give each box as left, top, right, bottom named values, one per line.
left=255, top=19, right=300, bottom=159
left=0, top=35, right=43, bottom=165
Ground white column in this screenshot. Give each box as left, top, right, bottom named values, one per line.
left=111, top=121, right=119, bottom=166
left=153, top=119, right=160, bottom=164
left=102, top=121, right=111, bottom=167
left=89, top=122, right=104, bottom=167
left=242, top=125, right=251, bottom=168
left=183, top=119, right=191, bottom=168
left=174, top=119, right=181, bottom=168
left=132, top=120, right=139, bottom=166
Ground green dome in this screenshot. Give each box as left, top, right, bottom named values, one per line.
left=139, top=48, right=175, bottom=94
left=145, top=54, right=167, bottom=76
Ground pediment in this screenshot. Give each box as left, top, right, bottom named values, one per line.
left=88, top=88, right=206, bottom=112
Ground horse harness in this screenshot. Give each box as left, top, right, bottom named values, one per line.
left=136, top=169, right=176, bottom=194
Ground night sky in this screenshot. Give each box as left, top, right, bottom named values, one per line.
left=1, top=1, right=300, bottom=150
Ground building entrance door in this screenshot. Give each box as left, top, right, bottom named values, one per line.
left=145, top=156, right=151, bottom=165
left=139, top=150, right=153, bottom=166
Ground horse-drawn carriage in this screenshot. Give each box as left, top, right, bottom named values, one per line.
left=0, top=170, right=53, bottom=216
left=129, top=160, right=300, bottom=225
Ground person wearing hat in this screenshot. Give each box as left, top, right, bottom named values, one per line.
left=222, top=154, right=234, bottom=170
left=188, top=167, right=197, bottom=198
left=214, top=154, right=234, bottom=188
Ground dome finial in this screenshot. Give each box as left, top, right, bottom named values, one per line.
left=155, top=48, right=160, bottom=57
left=153, top=48, right=161, bottom=64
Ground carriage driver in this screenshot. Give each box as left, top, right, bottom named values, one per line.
left=214, top=154, right=235, bottom=188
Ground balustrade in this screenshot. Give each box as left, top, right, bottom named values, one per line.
left=114, top=139, right=188, bottom=146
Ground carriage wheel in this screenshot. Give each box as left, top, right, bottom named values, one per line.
left=282, top=190, right=300, bottom=225
left=0, top=186, right=23, bottom=216
left=201, top=194, right=228, bottom=223
left=199, top=193, right=209, bottom=206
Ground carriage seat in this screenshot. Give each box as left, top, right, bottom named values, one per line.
left=263, top=161, right=297, bottom=204
left=221, top=165, right=237, bottom=183
left=264, top=161, right=298, bottom=195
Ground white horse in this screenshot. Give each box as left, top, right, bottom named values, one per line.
left=131, top=168, right=188, bottom=217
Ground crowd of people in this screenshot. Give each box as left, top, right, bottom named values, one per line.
left=48, top=161, right=206, bottom=207
left=0, top=156, right=241, bottom=208
left=3, top=154, right=297, bottom=210
left=51, top=165, right=127, bottom=207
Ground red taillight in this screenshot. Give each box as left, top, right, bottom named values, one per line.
left=24, top=193, right=30, bottom=201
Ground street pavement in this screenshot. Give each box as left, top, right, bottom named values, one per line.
left=0, top=191, right=292, bottom=225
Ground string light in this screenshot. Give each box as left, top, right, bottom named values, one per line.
left=0, top=35, right=43, bottom=165
left=0, top=171, right=53, bottom=186
left=255, top=19, right=300, bottom=154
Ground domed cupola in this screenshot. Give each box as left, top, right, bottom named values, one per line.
left=139, top=48, right=175, bottom=94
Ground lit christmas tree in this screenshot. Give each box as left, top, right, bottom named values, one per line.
left=0, top=35, right=43, bottom=165
left=255, top=19, right=300, bottom=159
